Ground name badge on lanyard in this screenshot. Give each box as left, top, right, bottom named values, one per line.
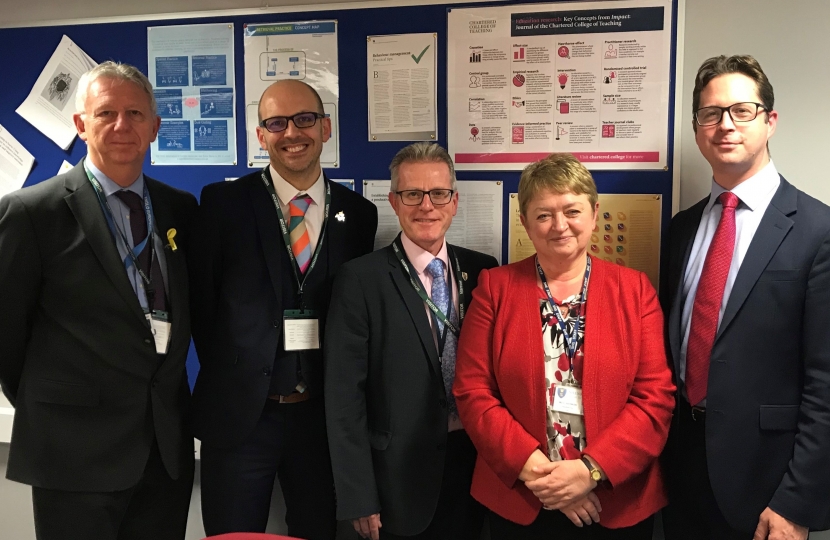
left=260, top=168, right=330, bottom=351
left=552, top=383, right=584, bottom=415
left=146, top=311, right=171, bottom=354
left=538, top=255, right=590, bottom=417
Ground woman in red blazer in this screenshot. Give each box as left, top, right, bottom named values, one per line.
left=454, top=154, right=675, bottom=539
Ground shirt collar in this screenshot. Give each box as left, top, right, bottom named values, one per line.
left=269, top=165, right=325, bottom=208
left=706, top=160, right=779, bottom=213
left=400, top=232, right=449, bottom=276
left=86, top=159, right=144, bottom=198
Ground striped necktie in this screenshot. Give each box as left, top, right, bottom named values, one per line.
left=289, top=194, right=312, bottom=273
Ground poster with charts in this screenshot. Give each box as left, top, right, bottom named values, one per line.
left=508, top=193, right=661, bottom=289
left=148, top=23, right=237, bottom=165
left=448, top=0, right=671, bottom=171
left=244, top=21, right=339, bottom=168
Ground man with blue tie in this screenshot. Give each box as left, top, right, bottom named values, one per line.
left=325, top=142, right=498, bottom=540
left=0, top=61, right=197, bottom=540
left=661, top=55, right=830, bottom=540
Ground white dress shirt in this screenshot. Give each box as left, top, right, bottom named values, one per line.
left=679, top=161, right=780, bottom=405
left=400, top=232, right=462, bottom=431
left=269, top=165, right=325, bottom=253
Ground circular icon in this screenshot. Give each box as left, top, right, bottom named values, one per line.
left=470, top=127, right=479, bottom=137
left=558, top=46, right=570, bottom=59
left=513, top=74, right=526, bottom=87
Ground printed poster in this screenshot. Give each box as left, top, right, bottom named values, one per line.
left=244, top=21, right=339, bottom=168
left=448, top=0, right=672, bottom=170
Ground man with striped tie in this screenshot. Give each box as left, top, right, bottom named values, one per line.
left=325, top=143, right=498, bottom=540
left=189, top=80, right=378, bottom=539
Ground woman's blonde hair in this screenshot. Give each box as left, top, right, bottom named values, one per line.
left=518, top=153, right=598, bottom=216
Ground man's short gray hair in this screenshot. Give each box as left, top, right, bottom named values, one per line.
left=75, top=61, right=157, bottom=116
left=389, top=142, right=457, bottom=191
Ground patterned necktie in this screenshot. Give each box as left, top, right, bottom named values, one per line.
left=425, top=258, right=459, bottom=418
left=685, top=191, right=740, bottom=406
left=289, top=194, right=312, bottom=274
left=113, top=190, right=167, bottom=312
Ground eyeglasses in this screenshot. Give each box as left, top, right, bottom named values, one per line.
left=395, top=189, right=455, bottom=206
left=694, top=102, right=766, bottom=126
left=259, top=112, right=325, bottom=133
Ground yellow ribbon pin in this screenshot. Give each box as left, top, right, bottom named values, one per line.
left=167, top=228, right=178, bottom=251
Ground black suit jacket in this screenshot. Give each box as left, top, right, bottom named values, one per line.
left=0, top=160, right=197, bottom=491
left=662, top=177, right=830, bottom=531
left=324, top=241, right=498, bottom=536
left=189, top=170, right=378, bottom=448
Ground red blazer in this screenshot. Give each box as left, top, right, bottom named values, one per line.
left=454, top=255, right=675, bottom=528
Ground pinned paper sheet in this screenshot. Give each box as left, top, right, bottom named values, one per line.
left=16, top=35, right=97, bottom=150
left=0, top=124, right=35, bottom=199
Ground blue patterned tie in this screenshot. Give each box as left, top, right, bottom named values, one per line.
left=425, top=258, right=459, bottom=418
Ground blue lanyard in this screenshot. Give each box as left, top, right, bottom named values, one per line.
left=84, top=165, right=155, bottom=281
left=536, top=255, right=591, bottom=377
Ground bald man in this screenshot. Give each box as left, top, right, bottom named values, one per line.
left=190, top=80, right=378, bottom=538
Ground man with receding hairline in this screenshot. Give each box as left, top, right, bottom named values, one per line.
left=662, top=54, right=830, bottom=540
left=0, top=61, right=196, bottom=540
left=190, top=79, right=377, bottom=538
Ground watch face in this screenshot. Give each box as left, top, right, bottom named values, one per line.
left=591, top=470, right=602, bottom=482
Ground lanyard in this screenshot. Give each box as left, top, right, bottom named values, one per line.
left=85, top=165, right=157, bottom=300
left=392, top=234, right=465, bottom=343
left=536, top=255, right=591, bottom=380
left=260, top=167, right=330, bottom=306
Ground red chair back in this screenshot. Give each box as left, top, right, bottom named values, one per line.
left=202, top=534, right=305, bottom=540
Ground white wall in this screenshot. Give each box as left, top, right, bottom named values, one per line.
left=678, top=0, right=830, bottom=210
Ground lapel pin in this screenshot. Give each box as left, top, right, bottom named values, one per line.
left=462, top=272, right=468, bottom=281
left=166, top=228, right=178, bottom=251
left=335, top=211, right=346, bottom=222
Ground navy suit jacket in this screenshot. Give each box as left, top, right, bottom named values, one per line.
left=189, top=170, right=377, bottom=448
left=324, top=241, right=498, bottom=536
left=0, top=160, right=197, bottom=491
left=661, top=176, right=830, bottom=531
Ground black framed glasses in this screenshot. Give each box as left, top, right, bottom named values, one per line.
left=694, top=102, right=766, bottom=126
left=395, top=189, right=455, bottom=206
left=259, top=112, right=325, bottom=133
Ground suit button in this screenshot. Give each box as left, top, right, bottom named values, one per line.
left=272, top=320, right=280, bottom=328
left=437, top=443, right=446, bottom=451
left=151, top=379, right=158, bottom=388
left=144, top=338, right=153, bottom=345
left=439, top=398, right=447, bottom=408
left=263, top=368, right=272, bottom=376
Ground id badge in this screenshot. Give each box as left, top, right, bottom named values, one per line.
left=552, top=383, right=584, bottom=416
left=145, top=311, right=171, bottom=355
left=283, top=310, right=320, bottom=351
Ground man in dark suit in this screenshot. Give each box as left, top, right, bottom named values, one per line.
left=190, top=79, right=377, bottom=538
left=0, top=61, right=196, bottom=540
left=662, top=55, right=830, bottom=540
left=325, top=142, right=498, bottom=540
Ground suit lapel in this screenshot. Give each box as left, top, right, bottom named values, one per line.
left=717, top=178, right=796, bottom=339
left=581, top=256, right=607, bottom=429
left=668, top=198, right=707, bottom=370
left=249, top=170, right=289, bottom=300
left=145, top=178, right=187, bottom=352
left=63, top=162, right=146, bottom=326
left=325, top=176, right=348, bottom=279
left=387, top=246, right=441, bottom=377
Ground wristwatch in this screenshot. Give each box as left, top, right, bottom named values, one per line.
left=580, top=456, right=602, bottom=483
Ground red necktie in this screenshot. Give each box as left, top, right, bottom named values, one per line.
left=685, top=191, right=740, bottom=406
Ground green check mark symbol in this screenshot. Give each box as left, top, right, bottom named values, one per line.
left=412, top=45, right=430, bottom=64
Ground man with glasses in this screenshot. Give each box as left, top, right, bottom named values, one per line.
left=189, top=79, right=377, bottom=538
left=325, top=142, right=498, bottom=540
left=661, top=55, right=830, bottom=540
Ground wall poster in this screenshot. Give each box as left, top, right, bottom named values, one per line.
left=448, top=0, right=672, bottom=171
